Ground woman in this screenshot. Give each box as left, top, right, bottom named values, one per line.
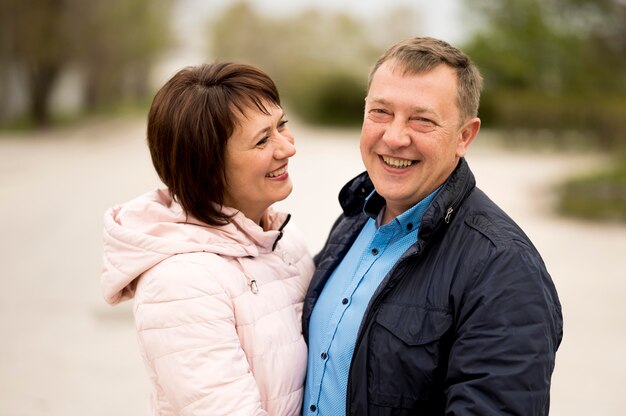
left=101, top=63, right=314, bottom=415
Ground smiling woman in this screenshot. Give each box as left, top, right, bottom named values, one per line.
left=100, top=62, right=314, bottom=415
left=223, top=104, right=296, bottom=224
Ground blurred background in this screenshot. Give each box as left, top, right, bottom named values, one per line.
left=0, top=0, right=625, bottom=415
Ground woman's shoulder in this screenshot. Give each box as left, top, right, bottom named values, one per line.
left=135, top=252, right=248, bottom=304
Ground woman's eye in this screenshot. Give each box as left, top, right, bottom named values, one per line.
left=256, top=137, right=269, bottom=146
left=278, top=119, right=288, bottom=129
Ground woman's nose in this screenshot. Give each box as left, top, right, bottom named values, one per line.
left=274, top=132, right=296, bottom=159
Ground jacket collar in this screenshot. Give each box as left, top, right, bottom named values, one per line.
left=338, top=158, right=476, bottom=238
left=338, top=171, right=375, bottom=217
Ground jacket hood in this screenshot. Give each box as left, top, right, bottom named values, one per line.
left=101, top=188, right=288, bottom=305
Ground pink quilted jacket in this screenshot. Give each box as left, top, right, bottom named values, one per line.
left=101, top=189, right=314, bottom=415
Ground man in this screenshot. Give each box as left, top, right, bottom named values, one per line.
left=302, top=37, right=563, bottom=415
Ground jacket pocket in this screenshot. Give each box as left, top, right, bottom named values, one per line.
left=368, top=303, right=452, bottom=409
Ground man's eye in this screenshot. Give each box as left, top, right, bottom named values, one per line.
left=256, top=137, right=269, bottom=146
left=369, top=108, right=390, bottom=116
left=368, top=109, right=391, bottom=122
left=412, top=117, right=435, bottom=125
left=278, top=119, right=289, bottom=129
left=409, top=117, right=437, bottom=132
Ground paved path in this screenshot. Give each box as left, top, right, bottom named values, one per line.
left=0, top=118, right=624, bottom=415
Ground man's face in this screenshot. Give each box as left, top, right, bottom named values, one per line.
left=360, top=60, right=479, bottom=222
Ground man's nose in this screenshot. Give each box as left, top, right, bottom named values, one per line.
left=382, top=119, right=411, bottom=148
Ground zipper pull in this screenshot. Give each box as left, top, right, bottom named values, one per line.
left=444, top=207, right=454, bottom=224
left=249, top=279, right=259, bottom=294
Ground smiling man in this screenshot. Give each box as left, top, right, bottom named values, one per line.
left=303, top=37, right=563, bottom=415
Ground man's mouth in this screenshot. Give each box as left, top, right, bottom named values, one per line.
left=382, top=155, right=414, bottom=169
left=266, top=166, right=287, bottom=177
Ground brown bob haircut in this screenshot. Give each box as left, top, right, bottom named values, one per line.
left=147, top=62, right=281, bottom=226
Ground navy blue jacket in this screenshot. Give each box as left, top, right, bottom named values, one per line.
left=303, top=158, right=563, bottom=415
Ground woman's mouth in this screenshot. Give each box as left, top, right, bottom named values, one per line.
left=382, top=155, right=414, bottom=169
left=266, top=166, right=288, bottom=178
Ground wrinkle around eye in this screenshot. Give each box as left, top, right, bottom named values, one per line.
left=367, top=111, right=392, bottom=122
left=409, top=122, right=437, bottom=133
left=255, top=137, right=269, bottom=147
left=410, top=117, right=437, bottom=128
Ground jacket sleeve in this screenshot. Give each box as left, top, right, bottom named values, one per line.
left=134, top=257, right=268, bottom=416
left=446, top=242, right=563, bottom=415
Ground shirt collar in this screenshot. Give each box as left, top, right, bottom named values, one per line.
left=363, top=186, right=442, bottom=230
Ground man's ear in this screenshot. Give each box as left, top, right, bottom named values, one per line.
left=456, top=117, right=481, bottom=158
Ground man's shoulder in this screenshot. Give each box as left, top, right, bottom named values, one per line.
left=458, top=188, right=534, bottom=250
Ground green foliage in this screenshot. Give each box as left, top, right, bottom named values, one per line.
left=66, top=0, right=172, bottom=112
left=0, top=0, right=172, bottom=127
left=479, top=91, right=626, bottom=152
left=557, top=165, right=626, bottom=222
left=208, top=1, right=420, bottom=127
left=463, top=0, right=626, bottom=150
left=463, top=0, right=626, bottom=221
left=285, top=70, right=366, bottom=127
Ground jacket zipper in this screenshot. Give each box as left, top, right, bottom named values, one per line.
left=344, top=170, right=472, bottom=413
left=242, top=213, right=293, bottom=295
left=445, top=207, right=454, bottom=223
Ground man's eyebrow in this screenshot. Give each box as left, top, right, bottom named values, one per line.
left=367, top=97, right=437, bottom=116
left=367, top=97, right=390, bottom=106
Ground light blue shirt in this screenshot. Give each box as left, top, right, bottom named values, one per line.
left=303, top=189, right=439, bottom=415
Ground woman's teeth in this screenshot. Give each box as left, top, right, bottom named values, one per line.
left=382, top=155, right=414, bottom=168
left=266, top=167, right=287, bottom=177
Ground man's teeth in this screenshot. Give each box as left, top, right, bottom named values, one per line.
left=382, top=156, right=414, bottom=168
left=266, top=167, right=287, bottom=177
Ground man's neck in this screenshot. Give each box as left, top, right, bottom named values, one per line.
left=381, top=204, right=405, bottom=225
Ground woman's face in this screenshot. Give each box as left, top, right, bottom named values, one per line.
left=223, top=103, right=296, bottom=224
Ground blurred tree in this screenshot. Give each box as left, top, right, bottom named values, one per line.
left=210, top=3, right=377, bottom=82
left=464, top=0, right=626, bottom=95
left=208, top=1, right=420, bottom=126
left=463, top=0, right=626, bottom=150
left=0, top=0, right=71, bottom=126
left=75, top=0, right=171, bottom=112
left=463, top=0, right=626, bottom=221
left=0, top=0, right=172, bottom=127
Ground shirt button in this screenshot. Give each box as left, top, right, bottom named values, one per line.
left=310, top=404, right=317, bottom=412
left=321, top=352, right=327, bottom=360
left=371, top=248, right=379, bottom=255
left=342, top=298, right=349, bottom=305
left=407, top=222, right=414, bottom=231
